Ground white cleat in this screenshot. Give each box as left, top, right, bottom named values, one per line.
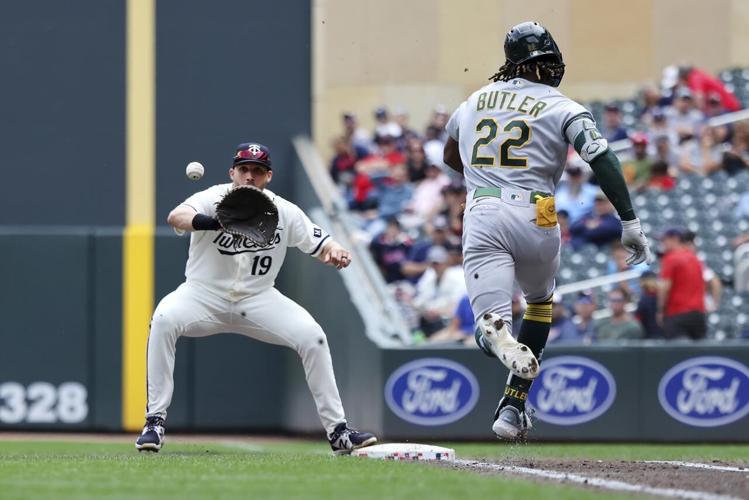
left=478, top=313, right=539, bottom=380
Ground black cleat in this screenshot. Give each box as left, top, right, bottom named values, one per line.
left=135, top=416, right=165, bottom=452
left=328, top=423, right=377, bottom=455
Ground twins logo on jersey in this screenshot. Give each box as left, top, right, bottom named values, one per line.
left=213, top=230, right=282, bottom=255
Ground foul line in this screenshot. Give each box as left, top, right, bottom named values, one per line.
left=643, top=461, right=749, bottom=473
left=454, top=459, right=742, bottom=500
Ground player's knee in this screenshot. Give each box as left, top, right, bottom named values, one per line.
left=295, top=323, right=328, bottom=354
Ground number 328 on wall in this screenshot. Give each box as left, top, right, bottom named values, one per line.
left=0, top=381, right=88, bottom=424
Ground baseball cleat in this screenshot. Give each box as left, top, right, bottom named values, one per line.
left=328, top=423, right=377, bottom=455
left=135, top=416, right=165, bottom=452
left=492, top=405, right=533, bottom=441
left=478, top=313, right=539, bottom=380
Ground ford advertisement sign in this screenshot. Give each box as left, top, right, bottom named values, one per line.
left=528, top=356, right=616, bottom=425
left=384, top=358, right=479, bottom=426
left=658, top=356, right=749, bottom=427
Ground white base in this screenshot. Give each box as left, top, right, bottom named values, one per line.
left=351, top=443, right=456, bottom=462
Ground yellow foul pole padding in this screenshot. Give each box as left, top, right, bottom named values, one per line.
left=123, top=0, right=155, bottom=431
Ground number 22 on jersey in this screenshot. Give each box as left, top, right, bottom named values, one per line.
left=470, top=118, right=532, bottom=169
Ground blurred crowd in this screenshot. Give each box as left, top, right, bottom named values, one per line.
left=329, top=64, right=749, bottom=346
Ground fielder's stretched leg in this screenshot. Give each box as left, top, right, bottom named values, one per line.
left=230, top=287, right=376, bottom=454
left=138, top=283, right=228, bottom=451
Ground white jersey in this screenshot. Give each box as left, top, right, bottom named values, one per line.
left=446, top=78, right=591, bottom=194
left=180, top=183, right=329, bottom=300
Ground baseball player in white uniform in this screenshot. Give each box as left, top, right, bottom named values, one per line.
left=135, top=142, right=377, bottom=454
left=443, top=22, right=652, bottom=440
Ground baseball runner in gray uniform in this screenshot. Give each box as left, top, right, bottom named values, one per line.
left=135, top=142, right=376, bottom=454
left=443, top=22, right=652, bottom=440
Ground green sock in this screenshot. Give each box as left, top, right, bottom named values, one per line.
left=501, top=300, right=552, bottom=412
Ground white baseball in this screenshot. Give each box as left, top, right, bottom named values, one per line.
left=186, top=161, right=204, bottom=180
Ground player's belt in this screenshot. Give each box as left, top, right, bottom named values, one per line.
left=473, top=187, right=551, bottom=204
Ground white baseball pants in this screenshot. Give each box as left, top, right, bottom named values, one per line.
left=145, top=282, right=346, bottom=434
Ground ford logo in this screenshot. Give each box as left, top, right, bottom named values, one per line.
left=528, top=356, right=616, bottom=425
left=384, top=358, right=479, bottom=426
left=658, top=356, right=749, bottom=427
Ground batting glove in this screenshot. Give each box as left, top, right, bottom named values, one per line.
left=620, top=218, right=653, bottom=266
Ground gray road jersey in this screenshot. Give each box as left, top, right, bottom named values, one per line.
left=446, top=78, right=590, bottom=194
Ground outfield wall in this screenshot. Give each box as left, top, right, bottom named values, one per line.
left=2, top=233, right=748, bottom=440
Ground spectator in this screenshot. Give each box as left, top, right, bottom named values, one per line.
left=678, top=65, right=741, bottom=113
left=401, top=215, right=461, bottom=282
left=665, top=87, right=704, bottom=141
left=638, top=84, right=666, bottom=125
left=569, top=192, right=623, bottom=250
left=648, top=109, right=678, bottom=154
left=342, top=112, right=372, bottom=155
left=720, top=120, right=749, bottom=176
left=704, top=92, right=728, bottom=118
left=405, top=140, right=430, bottom=183
left=439, top=179, right=467, bottom=237
left=681, top=230, right=722, bottom=313
left=622, top=133, right=652, bottom=190
left=377, top=163, right=414, bottom=221
left=646, top=160, right=676, bottom=191
left=406, top=162, right=450, bottom=224
left=596, top=289, right=644, bottom=341
left=636, top=270, right=664, bottom=339
left=349, top=170, right=378, bottom=212
left=429, top=104, right=450, bottom=142
left=423, top=124, right=447, bottom=173
left=373, top=106, right=402, bottom=143
left=678, top=125, right=726, bottom=176
left=555, top=162, right=599, bottom=224
left=653, top=134, right=678, bottom=170
left=329, top=136, right=358, bottom=187
left=413, top=246, right=467, bottom=335
left=428, top=294, right=475, bottom=345
left=571, top=291, right=597, bottom=344
left=547, top=293, right=582, bottom=344
left=602, top=103, right=629, bottom=142
left=369, top=217, right=413, bottom=283
left=657, top=228, right=707, bottom=340
left=356, top=135, right=406, bottom=177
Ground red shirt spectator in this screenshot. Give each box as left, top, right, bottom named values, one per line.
left=660, top=245, right=705, bottom=316
left=681, top=66, right=741, bottom=112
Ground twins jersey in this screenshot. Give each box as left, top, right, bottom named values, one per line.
left=180, top=184, right=329, bottom=299
left=446, top=78, right=590, bottom=194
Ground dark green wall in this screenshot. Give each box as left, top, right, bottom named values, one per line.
left=0, top=0, right=126, bottom=225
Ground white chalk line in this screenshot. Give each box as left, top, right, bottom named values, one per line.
left=643, top=461, right=749, bottom=473
left=454, top=459, right=742, bottom=500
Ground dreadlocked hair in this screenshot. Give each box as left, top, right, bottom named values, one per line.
left=489, top=59, right=565, bottom=84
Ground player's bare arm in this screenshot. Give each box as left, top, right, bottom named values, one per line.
left=443, top=137, right=464, bottom=175
left=318, top=239, right=352, bottom=269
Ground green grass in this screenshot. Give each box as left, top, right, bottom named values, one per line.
left=0, top=439, right=746, bottom=499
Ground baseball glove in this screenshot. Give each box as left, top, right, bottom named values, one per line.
left=215, top=186, right=279, bottom=246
